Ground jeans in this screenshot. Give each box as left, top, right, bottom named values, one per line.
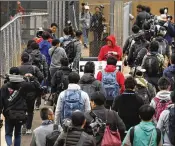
left=26, top=99, right=35, bottom=129
left=93, top=30, right=102, bottom=43
left=82, top=27, right=89, bottom=45
left=5, top=120, right=22, bottom=146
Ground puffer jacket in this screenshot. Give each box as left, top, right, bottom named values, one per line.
left=79, top=73, right=104, bottom=97
left=53, top=127, right=96, bottom=146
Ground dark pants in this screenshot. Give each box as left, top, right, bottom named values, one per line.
left=5, top=120, right=22, bottom=146
left=26, top=99, right=35, bottom=129
left=35, top=96, right=41, bottom=107
left=93, top=30, right=102, bottom=43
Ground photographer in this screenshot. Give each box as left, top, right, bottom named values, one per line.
left=90, top=6, right=105, bottom=43
left=54, top=110, right=95, bottom=146
left=0, top=67, right=41, bottom=146
left=85, top=92, right=126, bottom=145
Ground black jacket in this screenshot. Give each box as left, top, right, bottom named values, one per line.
left=54, top=127, right=96, bottom=146
left=51, top=66, right=72, bottom=93
left=85, top=105, right=126, bottom=145
left=18, top=62, right=44, bottom=83
left=112, top=90, right=144, bottom=131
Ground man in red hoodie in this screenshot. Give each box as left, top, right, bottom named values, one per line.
left=97, top=56, right=125, bottom=108
left=98, top=35, right=122, bottom=61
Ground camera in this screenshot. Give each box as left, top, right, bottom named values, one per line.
left=62, top=118, right=72, bottom=132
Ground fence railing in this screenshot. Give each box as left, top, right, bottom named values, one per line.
left=0, top=13, right=49, bottom=85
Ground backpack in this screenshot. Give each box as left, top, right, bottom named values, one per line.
left=168, top=107, right=175, bottom=145
left=5, top=86, right=27, bottom=123
left=80, top=80, right=100, bottom=98
left=135, top=86, right=150, bottom=104
left=153, top=97, right=171, bottom=121
left=30, top=51, right=43, bottom=71
left=130, top=127, right=161, bottom=146
left=101, top=70, right=120, bottom=101
left=46, top=124, right=61, bottom=146
left=144, top=54, right=161, bottom=76
left=62, top=90, right=84, bottom=121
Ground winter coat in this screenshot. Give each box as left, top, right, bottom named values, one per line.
left=49, top=46, right=67, bottom=69
left=123, top=122, right=162, bottom=146
left=98, top=35, right=122, bottom=61
left=84, top=105, right=126, bottom=144
left=135, top=11, right=150, bottom=29
left=18, top=62, right=44, bottom=83
left=39, top=40, right=52, bottom=65
left=51, top=66, right=72, bottom=93
left=79, top=73, right=104, bottom=97
left=97, top=65, right=125, bottom=94
left=112, top=90, right=144, bottom=130
left=123, top=35, right=134, bottom=55
left=53, top=126, right=96, bottom=146
left=79, top=11, right=91, bottom=29
left=90, top=12, right=104, bottom=31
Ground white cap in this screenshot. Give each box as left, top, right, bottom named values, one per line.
left=136, top=66, right=146, bottom=73
left=84, top=5, right=90, bottom=10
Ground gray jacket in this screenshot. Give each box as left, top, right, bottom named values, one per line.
left=49, top=46, right=67, bottom=69
left=79, top=11, right=91, bottom=29
left=30, top=120, right=54, bottom=146
left=72, top=40, right=83, bottom=70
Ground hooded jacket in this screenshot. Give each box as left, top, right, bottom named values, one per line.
left=98, top=35, right=122, bottom=61
left=39, top=40, right=52, bottom=65
left=150, top=90, right=171, bottom=109
left=123, top=122, right=162, bottom=146
left=97, top=65, right=125, bottom=93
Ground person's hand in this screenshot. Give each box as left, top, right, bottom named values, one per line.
left=0, top=120, right=3, bottom=128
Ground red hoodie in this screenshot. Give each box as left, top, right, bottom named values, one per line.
left=97, top=65, right=125, bottom=94
left=98, top=35, right=122, bottom=61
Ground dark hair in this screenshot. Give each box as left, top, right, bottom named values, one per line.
left=171, top=54, right=175, bottom=64
left=159, top=8, right=165, bottom=14
left=171, top=91, right=175, bottom=103
left=125, top=76, right=137, bottom=90
left=142, top=5, right=146, bottom=11
left=137, top=4, right=143, bottom=9
left=51, top=23, right=58, bottom=28
left=63, top=27, right=70, bottom=35
left=42, top=31, right=51, bottom=40
left=52, top=39, right=60, bottom=46
left=68, top=72, right=80, bottom=84
left=30, top=42, right=39, bottom=50
left=145, top=6, right=151, bottom=13
left=60, top=58, right=69, bottom=66
left=84, top=61, right=95, bottom=74
left=158, top=77, right=171, bottom=90
left=81, top=3, right=86, bottom=6
left=132, top=25, right=140, bottom=34
left=71, top=110, right=85, bottom=126
left=9, top=67, right=20, bottom=75
left=27, top=40, right=35, bottom=48
left=40, top=107, right=50, bottom=120
left=21, top=52, right=29, bottom=63
left=139, top=105, right=155, bottom=121
left=76, top=30, right=83, bottom=38
left=149, top=41, right=159, bottom=52
left=91, top=92, right=105, bottom=106
left=143, top=22, right=151, bottom=30
left=107, top=56, right=117, bottom=66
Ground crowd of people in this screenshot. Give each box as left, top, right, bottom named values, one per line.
left=0, top=3, right=175, bottom=146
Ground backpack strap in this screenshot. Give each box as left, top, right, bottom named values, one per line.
left=130, top=127, right=135, bottom=146
left=156, top=128, right=161, bottom=146
left=50, top=46, right=57, bottom=58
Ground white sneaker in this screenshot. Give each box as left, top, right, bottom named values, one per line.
left=35, top=106, right=40, bottom=110
left=26, top=129, right=32, bottom=134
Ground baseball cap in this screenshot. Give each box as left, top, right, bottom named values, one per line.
left=136, top=66, right=146, bottom=73
left=84, top=5, right=90, bottom=10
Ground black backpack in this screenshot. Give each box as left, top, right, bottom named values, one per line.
left=144, top=54, right=161, bottom=76
left=30, top=51, right=43, bottom=71
left=168, top=107, right=175, bottom=145
left=5, top=84, right=27, bottom=123
left=46, top=124, right=60, bottom=146
left=130, top=127, right=161, bottom=146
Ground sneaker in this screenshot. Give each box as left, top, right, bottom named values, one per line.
left=35, top=106, right=40, bottom=110
left=84, top=43, right=88, bottom=48
left=26, top=129, right=32, bottom=134
left=44, top=100, right=47, bottom=105
left=22, top=125, right=27, bottom=134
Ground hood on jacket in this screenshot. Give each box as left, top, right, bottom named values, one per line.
left=135, top=77, right=148, bottom=88
left=139, top=122, right=156, bottom=134
left=31, top=49, right=40, bottom=56
left=80, top=73, right=96, bottom=84
left=156, top=90, right=171, bottom=100
left=106, top=35, right=116, bottom=47
left=104, top=65, right=116, bottom=73
left=39, top=40, right=51, bottom=50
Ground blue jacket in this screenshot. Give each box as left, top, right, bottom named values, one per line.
left=123, top=122, right=159, bottom=146
left=164, top=22, right=175, bottom=45
left=39, top=40, right=51, bottom=65
left=163, top=64, right=175, bottom=81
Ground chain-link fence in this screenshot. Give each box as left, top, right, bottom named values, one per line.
left=0, top=13, right=49, bottom=86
